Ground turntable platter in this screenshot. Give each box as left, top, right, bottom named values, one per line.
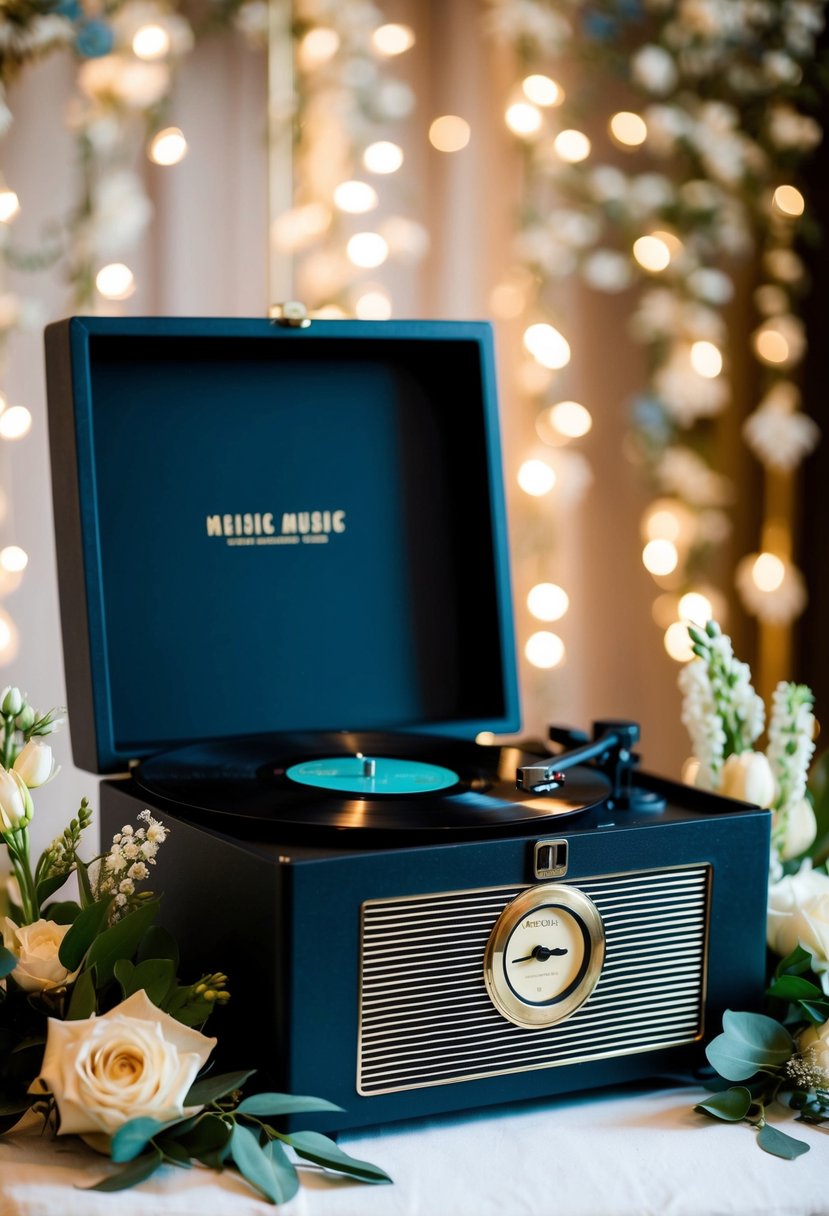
left=134, top=732, right=611, bottom=840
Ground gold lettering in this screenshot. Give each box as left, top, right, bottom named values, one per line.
left=333, top=510, right=346, bottom=533
left=263, top=513, right=275, bottom=534
left=206, top=515, right=223, bottom=537
left=281, top=513, right=297, bottom=534
left=222, top=514, right=234, bottom=537
left=298, top=512, right=310, bottom=534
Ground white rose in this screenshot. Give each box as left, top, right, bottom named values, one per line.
left=718, top=751, right=776, bottom=807
left=775, top=798, right=818, bottom=861
left=767, top=866, right=829, bottom=981
left=36, top=989, right=216, bottom=1144
left=13, top=740, right=59, bottom=789
left=1, top=917, right=78, bottom=992
left=0, top=767, right=33, bottom=832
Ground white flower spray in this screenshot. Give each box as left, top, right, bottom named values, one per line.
left=94, top=810, right=169, bottom=918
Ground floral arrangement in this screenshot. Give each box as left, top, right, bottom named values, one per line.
left=486, top=0, right=826, bottom=647
left=0, top=686, right=390, bottom=1199
left=679, top=620, right=828, bottom=1158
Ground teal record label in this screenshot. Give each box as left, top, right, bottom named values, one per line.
left=286, top=755, right=459, bottom=796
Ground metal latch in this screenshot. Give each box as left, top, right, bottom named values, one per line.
left=269, top=301, right=311, bottom=328
left=534, top=839, right=569, bottom=879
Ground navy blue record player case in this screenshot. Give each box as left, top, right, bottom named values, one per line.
left=45, top=315, right=520, bottom=773
left=45, top=315, right=771, bottom=1135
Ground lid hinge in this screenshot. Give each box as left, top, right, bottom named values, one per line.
left=269, top=301, right=311, bottom=328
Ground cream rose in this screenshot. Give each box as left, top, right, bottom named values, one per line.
left=36, top=989, right=216, bottom=1141
left=1, top=916, right=77, bottom=992
left=767, top=866, right=829, bottom=989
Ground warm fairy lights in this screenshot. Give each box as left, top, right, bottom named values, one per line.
left=131, top=24, right=170, bottom=60
left=297, top=27, right=340, bottom=69
left=148, top=127, right=187, bottom=166
left=95, top=263, right=136, bottom=300
left=517, top=459, right=556, bottom=496
left=333, top=181, right=378, bottom=214
left=642, top=538, right=679, bottom=577
left=752, top=552, right=786, bottom=593
left=505, top=102, right=542, bottom=137
left=354, top=289, right=392, bottom=320
left=527, top=583, right=569, bottom=622
left=0, top=188, right=20, bottom=224
left=0, top=546, right=28, bottom=573
left=632, top=235, right=671, bottom=272
left=0, top=407, right=32, bottom=441
left=753, top=323, right=790, bottom=365
left=362, top=141, right=404, bottom=174
left=690, top=341, right=723, bottom=378
left=678, top=591, right=714, bottom=625
left=664, top=621, right=695, bottom=662
left=609, top=111, right=647, bottom=148
left=525, top=630, right=565, bottom=669
left=553, top=129, right=590, bottom=163
left=345, top=233, right=389, bottom=269
left=523, top=323, right=571, bottom=369
left=429, top=116, right=471, bottom=152
left=548, top=400, right=592, bottom=439
left=773, top=185, right=805, bottom=217
left=371, top=23, right=415, bottom=57
left=522, top=74, right=562, bottom=107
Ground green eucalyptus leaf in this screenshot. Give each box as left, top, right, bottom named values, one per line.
left=58, top=898, right=112, bottom=971
left=137, top=924, right=180, bottom=968
left=84, top=1147, right=164, bottom=1192
left=184, top=1070, right=255, bottom=1108
left=285, top=1130, right=392, bottom=1184
left=706, top=1011, right=794, bottom=1081
left=231, top=1122, right=299, bottom=1205
left=0, top=945, right=17, bottom=980
left=66, top=968, right=97, bottom=1020
left=87, top=900, right=161, bottom=985
left=756, top=1123, right=811, bottom=1160
left=159, top=1138, right=192, bottom=1167
left=111, top=1116, right=169, bottom=1164
left=695, top=1086, right=753, bottom=1122
left=174, top=1112, right=233, bottom=1163
left=767, top=975, right=823, bottom=1002
left=42, top=900, right=81, bottom=925
left=236, top=1092, right=343, bottom=1118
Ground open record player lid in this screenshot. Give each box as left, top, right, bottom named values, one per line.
left=45, top=316, right=520, bottom=774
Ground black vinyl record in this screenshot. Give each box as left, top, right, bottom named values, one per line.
left=134, top=732, right=611, bottom=839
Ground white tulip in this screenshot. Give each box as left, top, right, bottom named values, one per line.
left=718, top=750, right=776, bottom=808
left=13, top=740, right=58, bottom=788
left=0, top=767, right=33, bottom=832
left=775, top=798, right=818, bottom=861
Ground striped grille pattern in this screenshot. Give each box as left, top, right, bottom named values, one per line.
left=358, top=867, right=709, bottom=1094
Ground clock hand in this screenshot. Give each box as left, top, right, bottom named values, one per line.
left=511, top=945, right=570, bottom=963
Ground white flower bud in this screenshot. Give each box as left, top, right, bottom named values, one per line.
left=0, top=767, right=33, bottom=832
left=13, top=740, right=58, bottom=788
left=718, top=750, right=776, bottom=808
left=1, top=686, right=23, bottom=716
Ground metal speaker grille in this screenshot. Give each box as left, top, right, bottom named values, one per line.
left=357, top=866, right=710, bottom=1095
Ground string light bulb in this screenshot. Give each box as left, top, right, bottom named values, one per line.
left=429, top=116, right=471, bottom=152
left=0, top=546, right=27, bottom=573
left=664, top=621, right=694, bottom=662
left=149, top=127, right=187, bottom=166
left=0, top=187, right=20, bottom=223
left=0, top=608, right=19, bottom=664
left=642, top=538, right=679, bottom=576
left=362, top=141, right=403, bottom=174
left=690, top=341, right=723, bottom=378
left=298, top=27, right=340, bottom=69
left=527, top=583, right=569, bottom=621
left=517, top=459, right=556, bottom=496
left=773, top=185, right=805, bottom=217
left=632, top=235, right=671, bottom=272
left=752, top=551, right=785, bottom=592
left=505, top=103, right=542, bottom=137
left=525, top=631, right=565, bottom=669
left=346, top=232, right=388, bottom=268
left=753, top=323, right=790, bottom=365
left=548, top=400, right=592, bottom=439
left=0, top=406, right=32, bottom=440
left=609, top=111, right=647, bottom=147
left=354, top=288, right=392, bottom=320
left=523, top=323, right=570, bottom=369
left=333, top=180, right=378, bottom=213
left=95, top=263, right=136, bottom=300
left=371, top=23, right=415, bottom=56
left=553, top=130, right=591, bottom=163
left=132, top=24, right=170, bottom=59
left=678, top=591, right=713, bottom=625
left=522, top=75, right=562, bottom=106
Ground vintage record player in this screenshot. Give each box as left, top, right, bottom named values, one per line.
left=45, top=315, right=770, bottom=1133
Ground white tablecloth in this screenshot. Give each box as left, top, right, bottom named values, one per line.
left=1, top=1085, right=827, bottom=1216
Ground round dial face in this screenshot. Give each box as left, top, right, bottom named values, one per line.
left=484, top=884, right=605, bottom=1028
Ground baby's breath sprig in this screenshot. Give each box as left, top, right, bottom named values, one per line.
left=94, top=810, right=169, bottom=920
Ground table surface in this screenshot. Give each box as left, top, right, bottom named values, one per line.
left=1, top=1084, right=827, bottom=1216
